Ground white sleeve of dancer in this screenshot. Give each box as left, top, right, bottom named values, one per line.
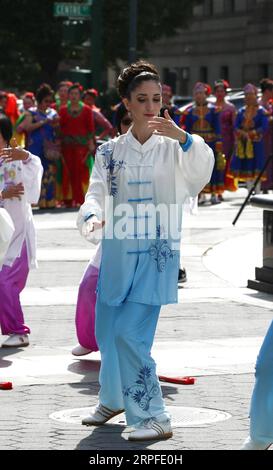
left=21, top=153, right=43, bottom=204
left=77, top=146, right=108, bottom=234
left=175, top=134, right=215, bottom=202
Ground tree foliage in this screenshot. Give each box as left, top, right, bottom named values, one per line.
left=0, top=0, right=64, bottom=90
left=0, top=0, right=203, bottom=90
left=103, top=0, right=202, bottom=66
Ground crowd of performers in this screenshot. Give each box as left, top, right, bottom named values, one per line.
left=179, top=78, right=273, bottom=204
left=0, top=77, right=272, bottom=211
left=0, top=82, right=115, bottom=209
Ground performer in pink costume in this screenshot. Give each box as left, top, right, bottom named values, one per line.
left=72, top=247, right=101, bottom=356
left=72, top=104, right=132, bottom=356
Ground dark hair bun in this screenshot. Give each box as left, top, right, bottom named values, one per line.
left=0, top=113, right=13, bottom=143
left=36, top=83, right=53, bottom=104
left=117, top=60, right=160, bottom=98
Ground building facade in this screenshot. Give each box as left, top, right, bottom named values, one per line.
left=146, top=0, right=273, bottom=94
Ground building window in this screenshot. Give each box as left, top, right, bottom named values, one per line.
left=163, top=68, right=178, bottom=93
left=200, top=66, right=208, bottom=83
left=259, top=64, right=269, bottom=79
left=224, top=0, right=235, bottom=13
left=204, top=0, right=214, bottom=16
left=247, top=0, right=256, bottom=9
left=193, top=5, right=204, bottom=16
left=178, top=67, right=190, bottom=95
left=220, top=66, right=229, bottom=81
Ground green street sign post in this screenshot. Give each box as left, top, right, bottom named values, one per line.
left=54, top=1, right=103, bottom=92
left=54, top=2, right=91, bottom=19
left=91, top=0, right=103, bottom=91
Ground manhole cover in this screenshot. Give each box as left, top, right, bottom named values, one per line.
left=49, top=406, right=231, bottom=427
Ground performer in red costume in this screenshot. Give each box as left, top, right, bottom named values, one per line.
left=59, top=83, right=95, bottom=207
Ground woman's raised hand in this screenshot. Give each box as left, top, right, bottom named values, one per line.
left=147, top=109, right=186, bottom=143
left=0, top=139, right=29, bottom=163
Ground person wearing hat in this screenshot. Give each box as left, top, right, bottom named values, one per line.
left=59, top=83, right=96, bottom=207
left=182, top=82, right=225, bottom=205
left=214, top=79, right=237, bottom=197
left=259, top=78, right=273, bottom=193
left=83, top=88, right=100, bottom=112
left=230, top=83, right=269, bottom=193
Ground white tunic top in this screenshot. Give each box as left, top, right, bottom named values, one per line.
left=0, top=153, right=43, bottom=269
left=78, top=131, right=214, bottom=305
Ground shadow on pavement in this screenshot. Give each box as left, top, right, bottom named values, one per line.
left=0, top=346, right=26, bottom=369
left=75, top=423, right=164, bottom=450
left=68, top=358, right=101, bottom=375
left=67, top=358, right=101, bottom=395
left=161, top=384, right=179, bottom=401
left=0, top=357, right=13, bottom=368
left=246, top=291, right=273, bottom=302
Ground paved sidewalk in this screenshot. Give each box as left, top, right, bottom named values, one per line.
left=0, top=189, right=272, bottom=450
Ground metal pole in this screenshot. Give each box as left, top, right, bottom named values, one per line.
left=91, top=0, right=103, bottom=90
left=129, top=0, right=138, bottom=63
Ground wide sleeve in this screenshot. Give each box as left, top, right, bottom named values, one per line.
left=175, top=134, right=214, bottom=202
left=21, top=152, right=43, bottom=204
left=255, top=108, right=269, bottom=135
left=77, top=142, right=110, bottom=234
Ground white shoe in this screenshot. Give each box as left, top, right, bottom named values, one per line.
left=82, top=403, right=124, bottom=426
left=128, top=419, right=173, bottom=441
left=72, top=344, right=93, bottom=356
left=241, top=436, right=272, bottom=450
left=1, top=334, right=29, bottom=348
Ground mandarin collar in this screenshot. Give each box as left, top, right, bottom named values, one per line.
left=126, top=129, right=160, bottom=153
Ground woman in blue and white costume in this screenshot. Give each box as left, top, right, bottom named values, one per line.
left=77, top=61, right=214, bottom=442
left=241, top=322, right=273, bottom=450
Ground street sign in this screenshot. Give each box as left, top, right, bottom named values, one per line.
left=54, top=2, right=92, bottom=19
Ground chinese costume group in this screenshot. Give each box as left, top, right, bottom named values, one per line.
left=181, top=80, right=273, bottom=204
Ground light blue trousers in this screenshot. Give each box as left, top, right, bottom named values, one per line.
left=95, top=295, right=170, bottom=426
left=250, top=320, right=273, bottom=444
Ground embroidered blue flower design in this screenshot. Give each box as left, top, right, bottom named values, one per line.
left=149, top=225, right=175, bottom=272
left=99, top=142, right=126, bottom=197
left=122, top=365, right=160, bottom=412
left=133, top=390, right=146, bottom=404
